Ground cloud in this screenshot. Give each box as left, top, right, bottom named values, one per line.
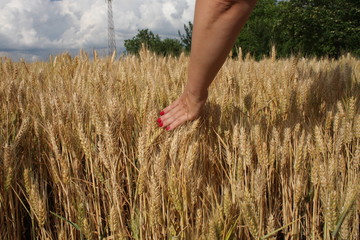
left=0, top=51, right=42, bottom=62
left=0, top=0, right=195, bottom=60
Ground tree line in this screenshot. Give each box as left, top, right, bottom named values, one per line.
left=124, top=0, right=360, bottom=59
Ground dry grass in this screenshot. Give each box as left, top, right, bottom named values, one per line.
left=1, top=49, right=359, bottom=239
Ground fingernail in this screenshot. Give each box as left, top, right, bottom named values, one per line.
left=160, top=111, right=165, bottom=116
left=157, top=118, right=162, bottom=123
left=166, top=126, right=171, bottom=131
left=159, top=122, right=163, bottom=127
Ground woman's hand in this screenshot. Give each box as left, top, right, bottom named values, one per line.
left=157, top=89, right=208, bottom=131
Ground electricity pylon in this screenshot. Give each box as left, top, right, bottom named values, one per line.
left=106, top=0, right=116, bottom=55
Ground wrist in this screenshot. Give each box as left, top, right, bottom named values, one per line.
left=184, top=86, right=208, bottom=101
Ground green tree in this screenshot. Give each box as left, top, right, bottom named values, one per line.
left=124, top=29, right=183, bottom=57
left=178, top=22, right=193, bottom=53
left=234, top=0, right=279, bottom=60
left=159, top=38, right=183, bottom=57
left=274, top=0, right=360, bottom=58
left=124, top=29, right=161, bottom=55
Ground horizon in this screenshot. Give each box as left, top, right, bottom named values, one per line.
left=0, top=0, right=194, bottom=61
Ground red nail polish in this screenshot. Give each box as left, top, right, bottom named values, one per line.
left=159, top=123, right=163, bottom=127
left=157, top=118, right=162, bottom=123
left=166, top=126, right=170, bottom=131
left=160, top=111, right=165, bottom=116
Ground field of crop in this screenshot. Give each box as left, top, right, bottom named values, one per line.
left=0, top=49, right=359, bottom=239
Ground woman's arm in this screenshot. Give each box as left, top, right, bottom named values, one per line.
left=157, top=0, right=258, bottom=131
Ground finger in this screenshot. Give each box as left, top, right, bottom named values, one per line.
left=160, top=98, right=181, bottom=115
left=160, top=102, right=185, bottom=122
left=166, top=114, right=189, bottom=131
left=161, top=107, right=186, bottom=128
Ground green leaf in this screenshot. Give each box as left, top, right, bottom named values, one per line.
left=260, top=216, right=305, bottom=240
left=50, top=211, right=81, bottom=231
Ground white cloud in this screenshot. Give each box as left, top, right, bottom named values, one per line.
left=0, top=51, right=41, bottom=61
left=0, top=0, right=195, bottom=60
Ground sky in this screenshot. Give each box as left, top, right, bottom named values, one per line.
left=0, top=0, right=195, bottom=61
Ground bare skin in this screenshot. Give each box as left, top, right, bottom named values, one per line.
left=157, top=0, right=258, bottom=131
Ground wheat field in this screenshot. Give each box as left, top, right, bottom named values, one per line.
left=0, top=49, right=359, bottom=240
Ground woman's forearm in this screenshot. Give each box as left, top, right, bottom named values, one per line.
left=185, top=0, right=258, bottom=98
